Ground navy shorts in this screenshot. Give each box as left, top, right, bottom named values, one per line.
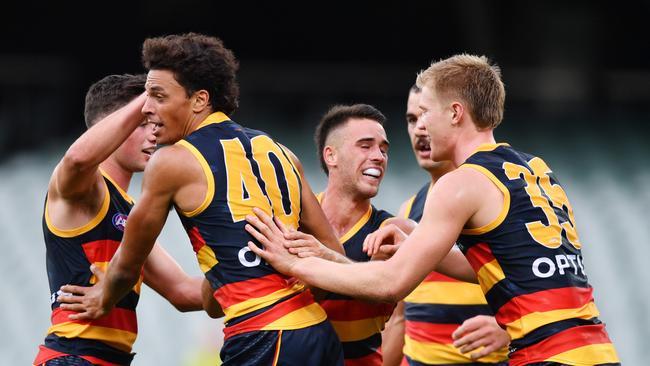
left=221, top=320, right=343, bottom=366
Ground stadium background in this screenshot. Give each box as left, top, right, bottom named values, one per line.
left=1, top=1, right=648, bottom=364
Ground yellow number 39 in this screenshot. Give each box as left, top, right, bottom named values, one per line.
left=504, top=158, right=581, bottom=249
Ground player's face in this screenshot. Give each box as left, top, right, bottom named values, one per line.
left=419, top=86, right=453, bottom=162
left=115, top=120, right=156, bottom=172
left=406, top=91, right=436, bottom=171
left=334, top=119, right=388, bottom=199
left=142, top=69, right=194, bottom=145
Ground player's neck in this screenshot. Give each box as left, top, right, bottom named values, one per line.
left=99, top=159, right=133, bottom=192
left=320, top=186, right=371, bottom=238
left=453, top=130, right=496, bottom=166
left=426, top=163, right=455, bottom=185
left=183, top=109, right=214, bottom=136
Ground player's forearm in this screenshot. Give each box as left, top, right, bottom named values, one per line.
left=292, top=257, right=398, bottom=302
left=63, top=94, right=146, bottom=171
left=102, top=260, right=142, bottom=309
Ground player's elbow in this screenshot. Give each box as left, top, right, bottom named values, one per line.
left=62, top=146, right=94, bottom=172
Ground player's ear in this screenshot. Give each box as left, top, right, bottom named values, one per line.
left=450, top=101, right=464, bottom=125
left=191, top=90, right=209, bottom=113
left=323, top=145, right=337, bottom=168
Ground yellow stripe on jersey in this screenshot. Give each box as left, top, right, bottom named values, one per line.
left=505, top=301, right=600, bottom=340
left=193, top=112, right=231, bottom=131
left=476, top=258, right=506, bottom=294
left=472, top=142, right=511, bottom=153
left=196, top=244, right=218, bottom=273
left=90, top=261, right=143, bottom=294
left=329, top=316, right=389, bottom=342
left=44, top=180, right=111, bottom=238
left=340, top=205, right=373, bottom=243
left=222, top=282, right=306, bottom=321
left=402, top=195, right=416, bottom=219
left=404, top=281, right=487, bottom=305
left=100, top=169, right=135, bottom=204
left=404, top=334, right=507, bottom=364
left=460, top=164, right=510, bottom=235
left=176, top=140, right=216, bottom=218
left=262, top=302, right=327, bottom=330
left=546, top=343, right=620, bottom=365
left=49, top=324, right=136, bottom=353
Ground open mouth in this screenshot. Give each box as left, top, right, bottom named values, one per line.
left=142, top=147, right=155, bottom=157
left=362, top=168, right=382, bottom=178
left=415, top=138, right=431, bottom=157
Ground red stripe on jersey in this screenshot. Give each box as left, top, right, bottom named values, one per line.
left=51, top=307, right=137, bottom=333
left=320, top=299, right=394, bottom=321
left=423, top=271, right=460, bottom=282
left=187, top=226, right=207, bottom=253
left=215, top=273, right=295, bottom=309
left=404, top=320, right=457, bottom=344
left=496, top=287, right=594, bottom=325
left=465, top=242, right=495, bottom=272
left=509, top=324, right=613, bottom=366
left=81, top=240, right=120, bottom=263
left=33, top=345, right=123, bottom=366
left=223, top=290, right=316, bottom=339
left=344, top=350, right=382, bottom=366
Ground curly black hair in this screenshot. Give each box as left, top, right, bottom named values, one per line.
left=142, top=32, right=240, bottom=115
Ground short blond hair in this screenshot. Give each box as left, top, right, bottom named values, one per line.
left=416, top=54, right=505, bottom=129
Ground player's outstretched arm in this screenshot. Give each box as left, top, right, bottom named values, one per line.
left=246, top=168, right=481, bottom=303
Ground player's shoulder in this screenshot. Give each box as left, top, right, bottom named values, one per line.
left=145, top=143, right=198, bottom=177
left=433, top=168, right=493, bottom=202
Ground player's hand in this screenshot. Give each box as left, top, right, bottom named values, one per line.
left=370, top=243, right=400, bottom=261
left=58, top=264, right=111, bottom=320
left=452, top=315, right=510, bottom=359
left=282, top=230, right=330, bottom=259
left=363, top=224, right=407, bottom=257
left=245, top=207, right=300, bottom=276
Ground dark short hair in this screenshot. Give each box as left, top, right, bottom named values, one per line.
left=142, top=32, right=240, bottom=115
left=84, top=74, right=146, bottom=128
left=314, top=104, right=386, bottom=174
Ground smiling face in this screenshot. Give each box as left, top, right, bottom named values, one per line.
left=325, top=118, right=389, bottom=199
left=142, top=69, right=195, bottom=145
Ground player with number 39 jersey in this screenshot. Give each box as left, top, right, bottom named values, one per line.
left=457, top=143, right=619, bottom=365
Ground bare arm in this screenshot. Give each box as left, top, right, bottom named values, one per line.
left=202, top=278, right=225, bottom=318
left=143, top=242, right=204, bottom=312
left=51, top=93, right=146, bottom=201
left=60, top=147, right=185, bottom=319
left=381, top=300, right=405, bottom=366
left=246, top=170, right=482, bottom=302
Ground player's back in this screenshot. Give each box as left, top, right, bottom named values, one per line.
left=457, top=142, right=619, bottom=366
left=175, top=112, right=327, bottom=337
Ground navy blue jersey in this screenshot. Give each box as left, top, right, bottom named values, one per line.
left=175, top=112, right=326, bottom=340
left=35, top=171, right=141, bottom=366
left=457, top=143, right=618, bottom=365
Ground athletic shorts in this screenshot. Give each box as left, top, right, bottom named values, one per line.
left=221, top=320, right=343, bottom=366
